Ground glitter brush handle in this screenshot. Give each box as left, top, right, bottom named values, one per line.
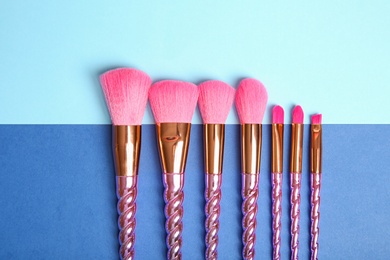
left=205, top=174, right=222, bottom=260
left=272, top=173, right=283, bottom=260
left=311, top=173, right=321, bottom=260
left=163, top=173, right=184, bottom=260
left=290, top=173, right=302, bottom=260
left=116, top=176, right=138, bottom=260
left=242, top=173, right=259, bottom=260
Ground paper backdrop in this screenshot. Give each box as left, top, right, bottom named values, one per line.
left=1, top=1, right=390, bottom=259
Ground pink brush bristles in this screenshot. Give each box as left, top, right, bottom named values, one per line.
left=235, top=78, right=268, bottom=124
left=272, top=105, right=284, bottom=124
left=149, top=80, right=199, bottom=123
left=198, top=80, right=235, bottom=124
left=100, top=68, right=152, bottom=125
left=311, top=114, right=322, bottom=125
left=292, top=105, right=304, bottom=124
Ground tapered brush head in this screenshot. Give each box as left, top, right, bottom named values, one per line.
left=311, top=114, right=322, bottom=125
left=198, top=80, right=235, bottom=124
left=149, top=80, right=199, bottom=123
left=235, top=78, right=268, bottom=124
left=272, top=105, right=284, bottom=124
left=292, top=105, right=304, bottom=124
left=100, top=68, right=152, bottom=125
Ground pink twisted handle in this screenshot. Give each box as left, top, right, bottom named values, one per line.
left=116, top=176, right=138, bottom=260
left=163, top=173, right=184, bottom=260
left=311, top=173, right=321, bottom=260
left=272, top=173, right=283, bottom=260
left=290, top=173, right=302, bottom=260
left=242, top=173, right=259, bottom=260
left=205, top=174, right=222, bottom=260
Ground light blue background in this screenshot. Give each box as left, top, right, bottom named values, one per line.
left=0, top=0, right=389, bottom=124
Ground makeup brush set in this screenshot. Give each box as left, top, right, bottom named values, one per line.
left=100, top=67, right=323, bottom=260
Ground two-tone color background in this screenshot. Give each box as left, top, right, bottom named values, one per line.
left=1, top=1, right=389, bottom=259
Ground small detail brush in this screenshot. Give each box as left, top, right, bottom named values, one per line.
left=149, top=80, right=199, bottom=260
left=235, top=78, right=268, bottom=260
left=100, top=67, right=152, bottom=260
left=290, top=105, right=304, bottom=260
left=198, top=80, right=235, bottom=260
left=271, top=105, right=284, bottom=260
left=310, top=114, right=322, bottom=260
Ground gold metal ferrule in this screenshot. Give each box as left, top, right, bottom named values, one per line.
left=156, top=123, right=191, bottom=174
left=290, top=123, right=303, bottom=173
left=112, top=125, right=141, bottom=177
left=241, top=124, right=262, bottom=174
left=272, top=124, right=284, bottom=173
left=310, top=124, right=322, bottom=174
left=204, top=124, right=225, bottom=174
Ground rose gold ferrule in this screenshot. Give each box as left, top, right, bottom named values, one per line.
left=112, top=125, right=141, bottom=177
left=310, top=124, right=322, bottom=174
left=291, top=123, right=304, bottom=173
left=272, top=124, right=284, bottom=173
left=204, top=124, right=225, bottom=175
left=156, top=123, right=191, bottom=174
left=241, top=124, right=262, bottom=175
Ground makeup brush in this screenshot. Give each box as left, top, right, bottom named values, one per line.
left=271, top=105, right=284, bottom=260
left=198, top=80, right=235, bottom=260
left=99, top=67, right=152, bottom=260
left=310, top=114, right=322, bottom=260
left=149, top=80, right=199, bottom=260
left=290, top=105, right=304, bottom=260
left=235, top=78, right=268, bottom=260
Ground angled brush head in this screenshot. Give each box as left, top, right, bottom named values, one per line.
left=100, top=68, right=152, bottom=125
left=292, top=105, right=304, bottom=124
left=198, top=80, right=235, bottom=124
left=235, top=78, right=268, bottom=124
left=311, top=114, right=322, bottom=125
left=272, top=105, right=284, bottom=124
left=149, top=80, right=199, bottom=123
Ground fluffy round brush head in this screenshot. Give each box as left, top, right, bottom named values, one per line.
left=149, top=80, right=199, bottom=123
left=100, top=68, right=152, bottom=125
left=272, top=105, right=284, bottom=124
left=235, top=78, right=268, bottom=124
left=311, top=114, right=322, bottom=125
left=292, top=105, right=304, bottom=124
left=198, top=80, right=235, bottom=124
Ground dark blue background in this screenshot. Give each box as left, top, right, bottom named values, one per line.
left=0, top=125, right=389, bottom=259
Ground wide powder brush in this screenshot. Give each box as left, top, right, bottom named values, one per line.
left=198, top=80, right=235, bottom=260
left=235, top=78, right=268, bottom=260
left=149, top=80, right=199, bottom=260
left=100, top=67, right=152, bottom=260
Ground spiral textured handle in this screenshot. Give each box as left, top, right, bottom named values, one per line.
left=204, top=174, right=222, bottom=260
left=290, top=173, right=302, bottom=260
left=163, top=173, right=184, bottom=260
left=272, top=173, right=283, bottom=260
left=116, top=176, right=138, bottom=260
left=241, top=173, right=259, bottom=260
left=311, top=173, right=321, bottom=260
